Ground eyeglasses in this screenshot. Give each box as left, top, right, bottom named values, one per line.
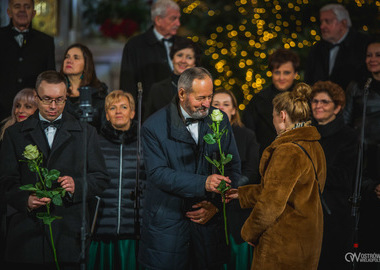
left=36, top=93, right=66, bottom=105
left=311, top=99, right=334, bottom=106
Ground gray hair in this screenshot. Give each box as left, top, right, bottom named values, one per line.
left=320, top=4, right=352, bottom=27
left=151, top=0, right=180, bottom=21
left=178, top=67, right=213, bottom=94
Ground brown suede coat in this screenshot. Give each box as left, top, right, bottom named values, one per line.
left=239, top=126, right=326, bottom=270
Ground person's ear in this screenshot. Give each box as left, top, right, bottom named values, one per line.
left=130, top=110, right=136, bottom=120
left=334, top=105, right=342, bottom=115
left=280, top=110, right=287, bottom=122
left=178, top=88, right=186, bottom=102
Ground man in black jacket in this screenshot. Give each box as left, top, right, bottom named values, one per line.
left=0, top=0, right=56, bottom=122
left=0, top=71, right=109, bottom=268
left=119, top=0, right=182, bottom=115
left=304, top=3, right=370, bottom=91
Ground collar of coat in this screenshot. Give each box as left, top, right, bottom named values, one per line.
left=19, top=111, right=83, bottom=158
left=167, top=95, right=229, bottom=145
left=269, top=126, right=321, bottom=149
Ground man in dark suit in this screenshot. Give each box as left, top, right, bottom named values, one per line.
left=304, top=3, right=370, bottom=91
left=139, top=67, right=241, bottom=269
left=0, top=0, right=56, bottom=122
left=119, top=0, right=181, bottom=114
left=0, top=70, right=109, bottom=268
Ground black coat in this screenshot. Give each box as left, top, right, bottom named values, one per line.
left=94, top=121, right=145, bottom=239
left=64, top=82, right=108, bottom=133
left=343, top=77, right=380, bottom=255
left=313, top=115, right=358, bottom=269
left=0, top=111, right=109, bottom=264
left=242, top=84, right=290, bottom=156
left=144, top=73, right=179, bottom=121
left=304, top=29, right=370, bottom=90
left=120, top=27, right=183, bottom=111
left=0, top=24, right=55, bottom=122
left=227, top=125, right=260, bottom=244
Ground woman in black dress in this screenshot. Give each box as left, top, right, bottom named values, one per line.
left=311, top=81, right=358, bottom=269
left=60, top=43, right=108, bottom=132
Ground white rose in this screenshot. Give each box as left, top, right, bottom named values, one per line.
left=211, top=109, right=223, bottom=123
left=23, top=144, right=40, bottom=160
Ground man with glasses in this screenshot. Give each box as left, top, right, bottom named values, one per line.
left=0, top=70, right=109, bottom=268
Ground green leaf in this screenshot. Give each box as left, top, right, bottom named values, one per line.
left=51, top=188, right=64, bottom=196
left=36, top=190, right=50, bottom=198
left=19, top=184, right=38, bottom=191
left=52, top=194, right=62, bottom=206
left=35, top=182, right=43, bottom=190
left=213, top=159, right=220, bottom=168
left=203, top=133, right=216, bottom=144
left=205, top=155, right=216, bottom=167
left=41, top=168, right=48, bottom=179
left=47, top=169, right=60, bottom=181
left=217, top=180, right=231, bottom=195
left=222, top=154, right=233, bottom=165
left=28, top=162, right=37, bottom=173
left=45, top=177, right=52, bottom=189
left=36, top=213, right=62, bottom=225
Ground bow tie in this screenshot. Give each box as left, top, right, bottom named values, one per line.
left=41, top=119, right=62, bottom=130
left=162, top=37, right=174, bottom=43
left=185, top=118, right=199, bottom=126
left=328, top=42, right=341, bottom=50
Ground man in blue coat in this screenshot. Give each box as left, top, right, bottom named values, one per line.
left=139, top=67, right=241, bottom=269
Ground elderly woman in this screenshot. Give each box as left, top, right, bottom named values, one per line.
left=144, top=38, right=202, bottom=121
left=227, top=83, right=326, bottom=270
left=0, top=88, right=37, bottom=141
left=311, top=81, right=358, bottom=269
left=60, top=43, right=108, bottom=132
left=212, top=89, right=259, bottom=269
left=87, top=90, right=145, bottom=270
left=242, top=48, right=300, bottom=156
left=343, top=36, right=380, bottom=263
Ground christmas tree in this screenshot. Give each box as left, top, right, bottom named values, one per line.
left=177, top=0, right=380, bottom=110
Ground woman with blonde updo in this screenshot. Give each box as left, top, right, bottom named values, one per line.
left=227, top=83, right=327, bottom=270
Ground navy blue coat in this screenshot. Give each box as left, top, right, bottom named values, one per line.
left=138, top=97, right=241, bottom=269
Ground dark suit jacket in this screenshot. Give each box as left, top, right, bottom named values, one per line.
left=144, top=73, right=179, bottom=121
left=119, top=27, right=186, bottom=113
left=0, top=111, right=109, bottom=264
left=0, top=24, right=56, bottom=121
left=304, top=28, right=370, bottom=90
left=242, top=84, right=287, bottom=156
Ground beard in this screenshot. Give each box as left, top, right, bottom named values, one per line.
left=183, top=99, right=209, bottom=119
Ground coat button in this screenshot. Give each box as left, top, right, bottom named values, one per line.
left=19, top=57, right=23, bottom=62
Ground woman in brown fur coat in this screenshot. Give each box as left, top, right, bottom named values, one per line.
left=227, top=83, right=327, bottom=270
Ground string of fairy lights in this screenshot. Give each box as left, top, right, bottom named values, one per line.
left=178, top=0, right=379, bottom=111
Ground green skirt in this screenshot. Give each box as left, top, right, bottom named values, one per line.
left=87, top=239, right=143, bottom=270
left=224, top=234, right=253, bottom=270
